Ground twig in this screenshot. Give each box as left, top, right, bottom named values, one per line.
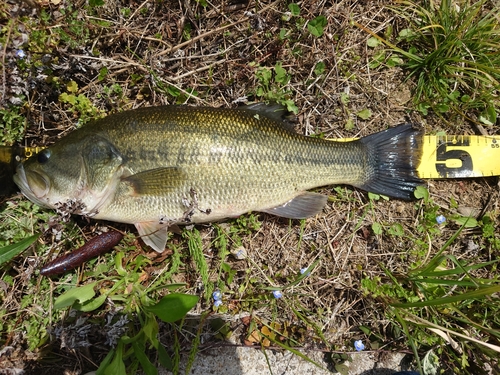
left=157, top=0, right=280, bottom=57
left=169, top=59, right=227, bottom=81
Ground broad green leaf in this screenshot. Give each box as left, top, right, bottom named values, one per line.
left=435, top=103, right=449, bottom=113
left=59, top=93, right=76, bottom=105
left=157, top=343, right=173, bottom=370
left=288, top=3, right=300, bottom=16
left=66, top=80, right=78, bottom=93
left=344, top=118, right=354, bottom=130
left=479, top=106, right=497, bottom=126
left=335, top=363, right=349, bottom=375
left=132, top=341, right=158, bottom=375
left=307, top=16, right=327, bottom=37
left=104, top=342, right=126, bottom=375
left=95, top=350, right=115, bottom=375
left=398, top=28, right=413, bottom=39
left=372, top=222, right=383, bottom=235
left=369, top=51, right=385, bottom=69
left=54, top=282, right=97, bottom=310
left=448, top=90, right=460, bottom=100
left=279, top=28, right=289, bottom=40
left=280, top=99, right=298, bottom=114
left=256, top=67, right=272, bottom=85
left=0, top=234, right=39, bottom=266
left=98, top=67, right=108, bottom=80
left=452, top=216, right=478, bottom=228
left=386, top=56, right=403, bottom=67
left=166, top=85, right=180, bottom=97
left=423, top=350, right=440, bottom=375
left=367, top=37, right=380, bottom=47
left=356, top=108, right=372, bottom=120
left=388, top=223, right=404, bottom=236
left=340, top=92, right=349, bottom=105
left=142, top=316, right=159, bottom=344
left=75, top=293, right=107, bottom=312
left=416, top=102, right=429, bottom=115
left=145, top=293, right=199, bottom=323
left=314, top=61, right=325, bottom=76
left=274, top=62, right=288, bottom=84
left=414, top=186, right=429, bottom=201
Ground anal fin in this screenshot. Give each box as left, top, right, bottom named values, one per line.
left=259, top=192, right=328, bottom=219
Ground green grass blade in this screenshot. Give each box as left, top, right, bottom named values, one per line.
left=391, top=284, right=500, bottom=308
left=0, top=234, right=40, bottom=266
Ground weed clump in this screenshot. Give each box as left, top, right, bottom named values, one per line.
left=394, top=0, right=500, bottom=123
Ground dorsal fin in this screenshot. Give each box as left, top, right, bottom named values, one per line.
left=242, top=102, right=287, bottom=122
left=239, top=103, right=298, bottom=133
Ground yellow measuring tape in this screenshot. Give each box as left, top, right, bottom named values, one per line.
left=0, top=146, right=46, bottom=165
left=417, top=135, right=500, bottom=179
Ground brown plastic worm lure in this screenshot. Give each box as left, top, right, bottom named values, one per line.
left=40, top=230, right=123, bottom=276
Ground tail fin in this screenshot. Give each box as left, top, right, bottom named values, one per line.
left=358, top=123, right=423, bottom=200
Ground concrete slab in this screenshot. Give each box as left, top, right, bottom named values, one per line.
left=163, top=345, right=413, bottom=375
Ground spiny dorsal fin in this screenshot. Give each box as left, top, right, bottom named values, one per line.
left=240, top=103, right=296, bottom=132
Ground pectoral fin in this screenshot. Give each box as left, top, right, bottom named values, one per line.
left=135, top=222, right=168, bottom=253
left=123, top=167, right=186, bottom=196
left=259, top=192, right=328, bottom=219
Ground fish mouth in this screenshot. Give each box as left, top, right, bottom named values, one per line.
left=13, top=164, right=51, bottom=208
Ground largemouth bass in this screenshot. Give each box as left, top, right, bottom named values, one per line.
left=14, top=104, right=423, bottom=252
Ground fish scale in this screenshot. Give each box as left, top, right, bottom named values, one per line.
left=103, top=106, right=367, bottom=219
left=14, top=104, right=422, bottom=252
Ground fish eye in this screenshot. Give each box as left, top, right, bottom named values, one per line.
left=37, top=149, right=51, bottom=164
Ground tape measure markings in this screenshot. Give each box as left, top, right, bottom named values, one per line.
left=418, top=135, right=500, bottom=179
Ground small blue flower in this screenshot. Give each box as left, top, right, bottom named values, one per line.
left=272, top=290, right=283, bottom=299
left=213, top=299, right=223, bottom=308
left=300, top=267, right=311, bottom=276
left=16, top=50, right=26, bottom=59
left=354, top=340, right=365, bottom=351
left=436, top=215, right=446, bottom=225
left=212, top=290, right=222, bottom=301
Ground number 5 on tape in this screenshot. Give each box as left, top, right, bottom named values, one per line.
left=417, top=135, right=500, bottom=179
